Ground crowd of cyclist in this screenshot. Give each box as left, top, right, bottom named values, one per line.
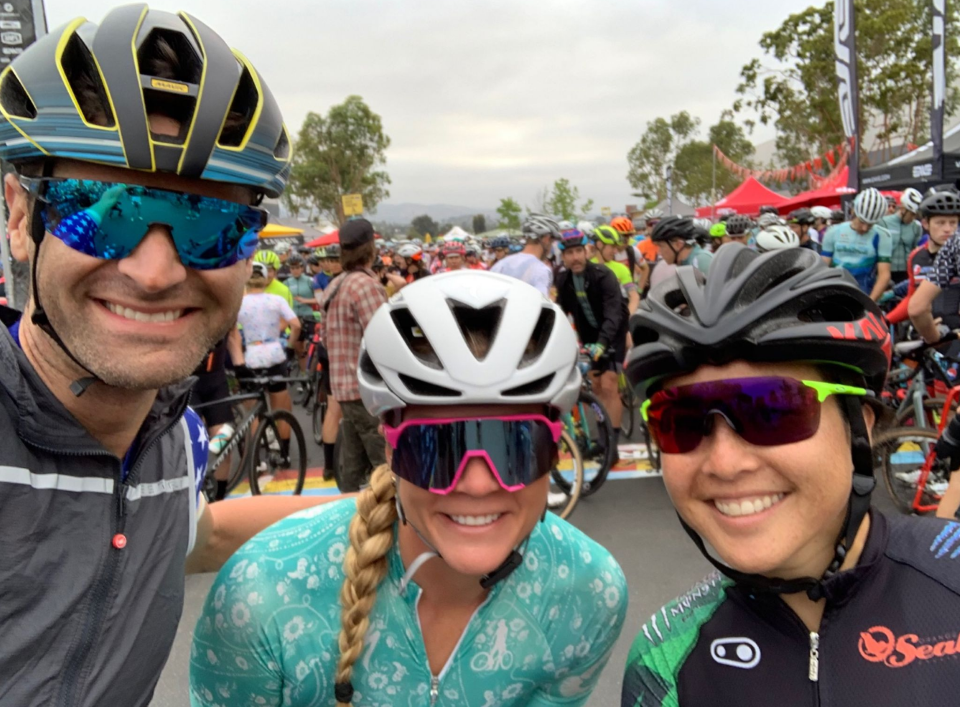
left=2, top=5, right=960, bottom=707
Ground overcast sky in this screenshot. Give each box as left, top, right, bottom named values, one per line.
left=46, top=0, right=818, bottom=211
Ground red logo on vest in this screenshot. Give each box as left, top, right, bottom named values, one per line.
left=858, top=625, right=960, bottom=667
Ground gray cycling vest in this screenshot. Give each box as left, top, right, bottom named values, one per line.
left=0, top=323, right=198, bottom=706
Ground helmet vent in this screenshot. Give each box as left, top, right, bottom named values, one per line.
left=448, top=299, right=505, bottom=362
left=398, top=374, right=460, bottom=398
left=390, top=308, right=443, bottom=370
left=359, top=352, right=382, bottom=382
left=503, top=373, right=555, bottom=397
left=139, top=30, right=202, bottom=83
left=0, top=70, right=36, bottom=120
left=273, top=129, right=290, bottom=160
left=663, top=288, right=692, bottom=317
left=799, top=296, right=863, bottom=323
left=219, top=64, right=258, bottom=147
left=518, top=308, right=555, bottom=369
left=139, top=31, right=201, bottom=142
left=60, top=33, right=114, bottom=126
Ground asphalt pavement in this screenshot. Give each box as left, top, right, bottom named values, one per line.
left=149, top=407, right=896, bottom=707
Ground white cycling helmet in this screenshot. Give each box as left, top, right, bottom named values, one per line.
left=397, top=243, right=422, bottom=259
left=755, top=224, right=800, bottom=253
left=274, top=242, right=292, bottom=255
left=853, top=188, right=888, bottom=225
left=576, top=220, right=596, bottom=235
left=757, top=212, right=783, bottom=229
left=359, top=271, right=581, bottom=417
left=810, top=206, right=833, bottom=220
left=900, top=187, right=923, bottom=214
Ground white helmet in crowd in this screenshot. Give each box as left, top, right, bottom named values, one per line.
left=577, top=220, right=596, bottom=235
left=755, top=225, right=800, bottom=253
left=358, top=271, right=581, bottom=416
left=693, top=218, right=713, bottom=231
left=810, top=206, right=833, bottom=220
left=757, top=212, right=783, bottom=229
left=397, top=243, right=422, bottom=259
left=853, top=188, right=888, bottom=225
left=900, top=187, right=923, bottom=215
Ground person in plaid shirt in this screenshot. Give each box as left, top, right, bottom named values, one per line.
left=319, top=219, right=388, bottom=491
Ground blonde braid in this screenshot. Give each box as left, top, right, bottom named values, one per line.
left=334, top=464, right=398, bottom=705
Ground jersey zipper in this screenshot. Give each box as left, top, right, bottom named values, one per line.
left=413, top=588, right=495, bottom=706
left=808, top=631, right=820, bottom=682
left=769, top=597, right=824, bottom=707
left=24, top=405, right=186, bottom=707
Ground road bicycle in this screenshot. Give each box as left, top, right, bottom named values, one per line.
left=618, top=370, right=659, bottom=470
left=193, top=374, right=308, bottom=500
left=551, top=354, right=615, bottom=499
left=874, top=384, right=958, bottom=515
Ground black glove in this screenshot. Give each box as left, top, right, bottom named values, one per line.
left=233, top=364, right=253, bottom=380
left=934, top=416, right=960, bottom=470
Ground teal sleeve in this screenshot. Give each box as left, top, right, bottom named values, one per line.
left=821, top=228, right=836, bottom=259
left=189, top=552, right=286, bottom=707
left=877, top=228, right=893, bottom=262
left=532, top=550, right=629, bottom=704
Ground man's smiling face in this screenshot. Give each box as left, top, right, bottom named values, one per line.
left=7, top=157, right=256, bottom=390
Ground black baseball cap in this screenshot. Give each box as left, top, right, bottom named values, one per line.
left=340, top=218, right=375, bottom=250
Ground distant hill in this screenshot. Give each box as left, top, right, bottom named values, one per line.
left=369, top=202, right=498, bottom=225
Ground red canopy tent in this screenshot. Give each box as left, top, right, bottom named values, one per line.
left=304, top=229, right=384, bottom=248
left=695, top=177, right=788, bottom=218
left=305, top=230, right=339, bottom=247
left=777, top=167, right=857, bottom=213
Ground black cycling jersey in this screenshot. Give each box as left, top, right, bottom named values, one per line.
left=622, top=511, right=960, bottom=706
left=555, top=261, right=628, bottom=352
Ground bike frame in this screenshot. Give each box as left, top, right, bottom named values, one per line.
left=910, top=384, right=960, bottom=513
left=193, top=388, right=269, bottom=476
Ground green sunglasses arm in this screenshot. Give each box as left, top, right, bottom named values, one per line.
left=801, top=380, right=870, bottom=403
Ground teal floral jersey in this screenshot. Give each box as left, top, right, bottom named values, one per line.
left=190, top=498, right=628, bottom=706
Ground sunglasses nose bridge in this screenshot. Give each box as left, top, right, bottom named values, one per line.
left=704, top=408, right=739, bottom=436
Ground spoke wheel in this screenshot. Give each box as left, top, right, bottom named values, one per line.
left=872, top=427, right=945, bottom=515
left=548, top=430, right=584, bottom=519
left=248, top=410, right=307, bottom=496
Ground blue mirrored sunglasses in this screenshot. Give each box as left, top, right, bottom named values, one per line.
left=20, top=176, right=266, bottom=270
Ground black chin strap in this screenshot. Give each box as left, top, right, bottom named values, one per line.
left=680, top=395, right=875, bottom=601
left=26, top=173, right=101, bottom=397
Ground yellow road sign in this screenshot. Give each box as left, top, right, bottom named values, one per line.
left=342, top=193, right=363, bottom=216
left=601, top=206, right=612, bottom=218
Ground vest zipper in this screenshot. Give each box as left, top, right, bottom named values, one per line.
left=430, top=675, right=440, bottom=706
left=808, top=631, right=820, bottom=682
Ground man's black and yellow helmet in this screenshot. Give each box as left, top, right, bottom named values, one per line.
left=0, top=5, right=290, bottom=197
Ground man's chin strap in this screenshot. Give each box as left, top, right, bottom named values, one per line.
left=393, top=482, right=544, bottom=595
left=26, top=170, right=101, bottom=397
left=679, top=395, right=875, bottom=602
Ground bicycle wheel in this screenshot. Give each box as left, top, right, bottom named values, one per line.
left=872, top=427, right=946, bottom=515
left=573, top=390, right=616, bottom=497
left=895, top=397, right=958, bottom=428
left=201, top=405, right=251, bottom=502
left=640, top=419, right=660, bottom=472
left=248, top=410, right=307, bottom=495
left=619, top=377, right=636, bottom=439
left=548, top=430, right=583, bottom=520
left=312, top=385, right=328, bottom=446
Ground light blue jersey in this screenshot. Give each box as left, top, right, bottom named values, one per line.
left=190, top=498, right=628, bottom=706
left=821, top=222, right=892, bottom=294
